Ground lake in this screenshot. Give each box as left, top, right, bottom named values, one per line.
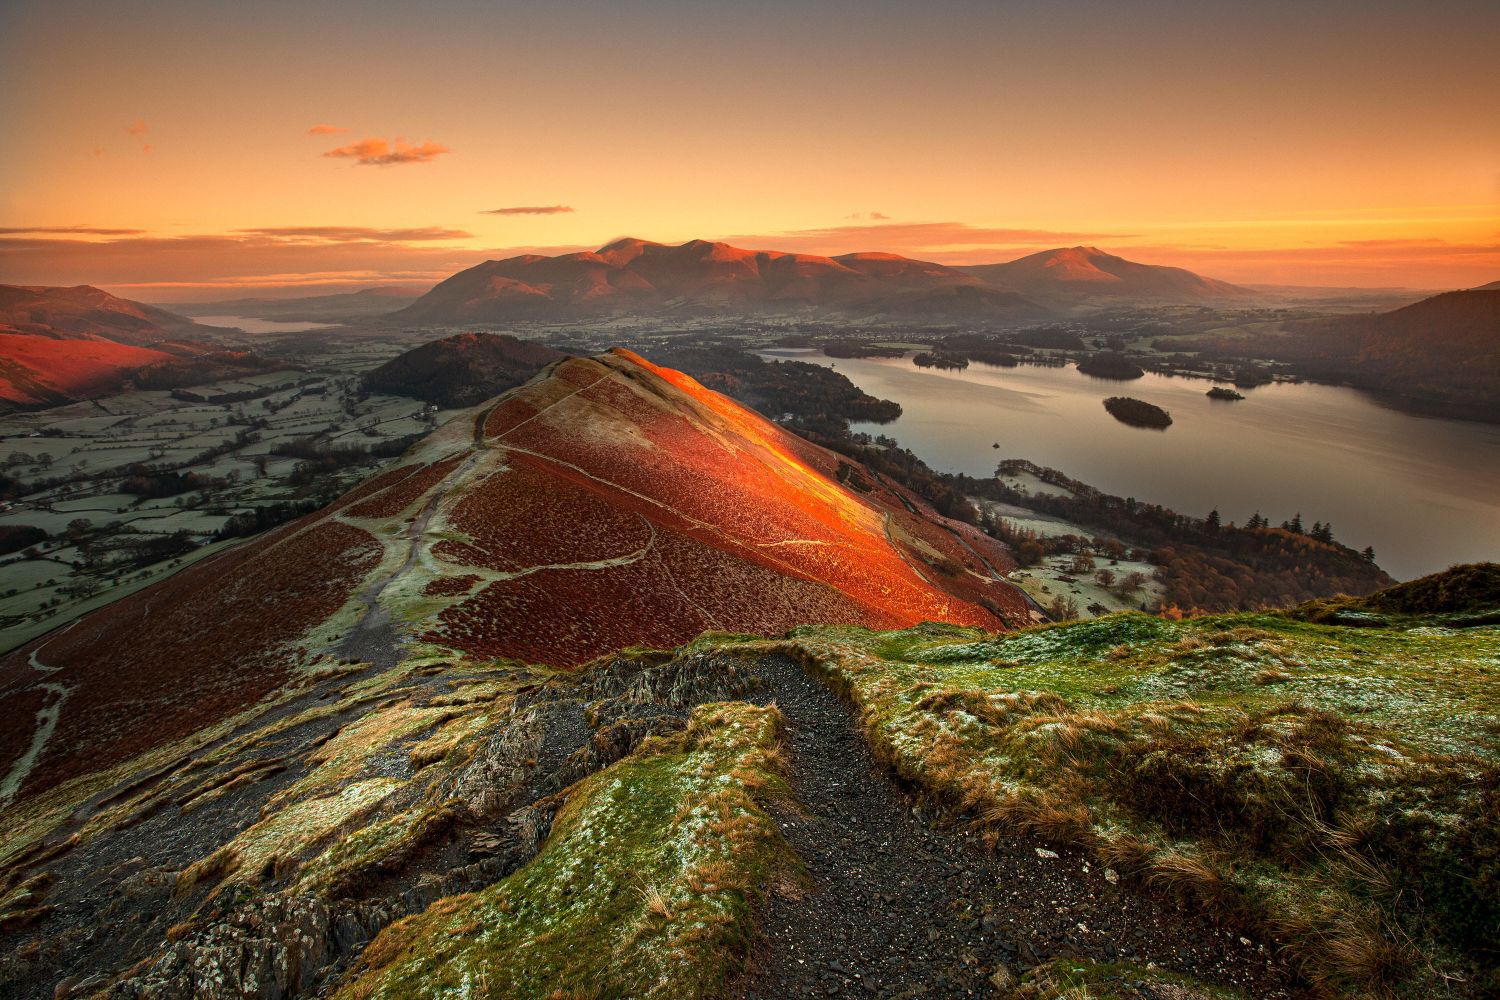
left=192, top=314, right=336, bottom=334
left=761, top=349, right=1500, bottom=581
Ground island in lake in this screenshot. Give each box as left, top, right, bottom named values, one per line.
left=1207, top=386, right=1246, bottom=401
left=1104, top=395, right=1173, bottom=429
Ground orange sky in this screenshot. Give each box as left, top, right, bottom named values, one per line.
left=1, top=0, right=1496, bottom=299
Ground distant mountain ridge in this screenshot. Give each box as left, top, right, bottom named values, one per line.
left=390, top=238, right=1043, bottom=323
left=961, top=246, right=1252, bottom=306
left=174, top=286, right=425, bottom=323
left=0, top=284, right=275, bottom=410
left=390, top=239, right=1258, bottom=325
left=0, top=283, right=228, bottom=344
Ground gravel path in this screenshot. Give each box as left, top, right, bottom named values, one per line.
left=738, top=653, right=1290, bottom=999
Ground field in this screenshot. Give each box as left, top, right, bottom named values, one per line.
left=0, top=334, right=460, bottom=654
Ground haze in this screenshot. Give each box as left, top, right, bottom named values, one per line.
left=2, top=0, right=1497, bottom=298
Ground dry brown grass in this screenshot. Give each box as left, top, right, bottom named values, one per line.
left=638, top=884, right=674, bottom=921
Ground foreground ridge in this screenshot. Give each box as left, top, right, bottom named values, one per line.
left=0, top=566, right=1493, bottom=998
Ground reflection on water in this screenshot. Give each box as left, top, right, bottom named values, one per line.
left=192, top=315, right=336, bottom=334
left=762, top=349, right=1500, bottom=581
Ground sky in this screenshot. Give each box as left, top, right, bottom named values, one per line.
left=1, top=0, right=1497, bottom=300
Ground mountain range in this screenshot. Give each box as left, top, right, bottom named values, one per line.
left=389, top=239, right=1256, bottom=324
left=0, top=284, right=275, bottom=410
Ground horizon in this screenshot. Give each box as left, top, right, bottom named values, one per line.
left=2, top=0, right=1498, bottom=297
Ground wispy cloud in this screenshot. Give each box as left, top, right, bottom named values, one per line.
left=0, top=231, right=588, bottom=299
left=307, top=123, right=349, bottom=136
left=845, top=211, right=890, bottom=221
left=481, top=205, right=575, bottom=216
left=322, top=137, right=450, bottom=166
left=0, top=225, right=147, bottom=236
left=236, top=226, right=473, bottom=242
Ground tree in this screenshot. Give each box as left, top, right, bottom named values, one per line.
left=1205, top=508, right=1221, bottom=532
left=1094, top=568, right=1116, bottom=588
left=1048, top=594, right=1080, bottom=620
left=1282, top=513, right=1304, bottom=534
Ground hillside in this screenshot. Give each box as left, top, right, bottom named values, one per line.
left=361, top=332, right=565, bottom=407
left=389, top=238, right=1040, bottom=323
left=0, top=557, right=1493, bottom=999
left=963, top=246, right=1253, bottom=307
left=1178, top=288, right=1500, bottom=420
left=0, top=349, right=1032, bottom=808
left=174, top=286, right=425, bottom=323
left=0, top=284, right=274, bottom=410
left=0, top=284, right=228, bottom=344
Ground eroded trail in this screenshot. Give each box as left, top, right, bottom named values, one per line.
left=739, top=654, right=1288, bottom=999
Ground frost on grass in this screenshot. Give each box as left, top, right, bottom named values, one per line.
left=335, top=701, right=797, bottom=1000
left=781, top=589, right=1500, bottom=999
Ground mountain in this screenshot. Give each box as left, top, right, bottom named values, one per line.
left=0, top=284, right=276, bottom=410
left=1283, top=289, right=1500, bottom=413
left=1475, top=279, right=1500, bottom=291
left=0, top=348, right=1033, bottom=806
left=362, top=332, right=566, bottom=407
left=173, top=286, right=425, bottom=323
left=962, top=246, right=1253, bottom=306
left=389, top=238, right=1038, bottom=323
left=1174, top=288, right=1500, bottom=420
left=0, top=284, right=231, bottom=344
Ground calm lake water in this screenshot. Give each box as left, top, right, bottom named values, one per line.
left=192, top=314, right=335, bottom=334
left=762, top=349, right=1500, bottom=581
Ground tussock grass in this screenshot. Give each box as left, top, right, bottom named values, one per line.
left=777, top=566, right=1500, bottom=998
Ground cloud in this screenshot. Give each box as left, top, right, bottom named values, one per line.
left=307, top=123, right=349, bottom=136
left=481, top=205, right=575, bottom=216
left=845, top=211, right=890, bottom=221
left=126, top=119, right=148, bottom=137
left=1336, top=237, right=1451, bottom=248
left=322, top=137, right=450, bottom=166
left=0, top=225, right=147, bottom=236
left=236, top=226, right=473, bottom=242
left=0, top=231, right=589, bottom=300
left=720, top=221, right=1136, bottom=257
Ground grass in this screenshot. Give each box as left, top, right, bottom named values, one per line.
left=772, top=567, right=1500, bottom=999
left=1008, top=957, right=1251, bottom=999
left=333, top=701, right=800, bottom=1000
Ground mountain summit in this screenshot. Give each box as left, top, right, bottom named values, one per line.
left=389, top=239, right=1043, bottom=322
left=0, top=349, right=1033, bottom=805
left=961, top=246, right=1251, bottom=306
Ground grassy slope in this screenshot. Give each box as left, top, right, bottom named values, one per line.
left=759, top=589, right=1498, bottom=998
left=335, top=701, right=797, bottom=1000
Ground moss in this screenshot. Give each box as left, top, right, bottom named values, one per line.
left=179, top=778, right=403, bottom=895
left=775, top=591, right=1500, bottom=998
left=335, top=702, right=799, bottom=1000
left=1009, top=957, right=1251, bottom=999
